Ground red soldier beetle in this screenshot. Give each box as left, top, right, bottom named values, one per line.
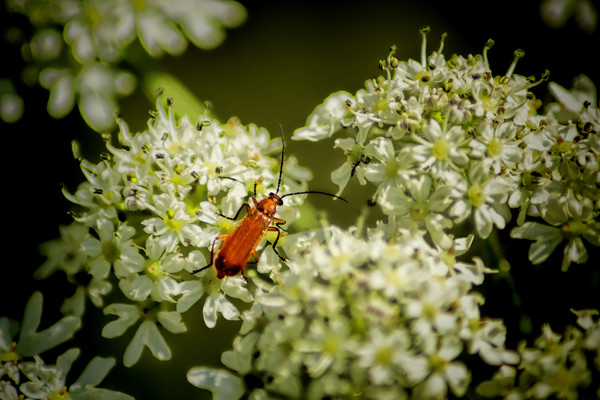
left=193, top=128, right=347, bottom=279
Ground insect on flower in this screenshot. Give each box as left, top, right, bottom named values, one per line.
left=193, top=128, right=347, bottom=279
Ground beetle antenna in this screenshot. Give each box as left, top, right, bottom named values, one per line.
left=274, top=126, right=347, bottom=203
left=281, top=191, right=348, bottom=202
left=275, top=124, right=285, bottom=195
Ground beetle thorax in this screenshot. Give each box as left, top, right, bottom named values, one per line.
left=256, top=193, right=283, bottom=217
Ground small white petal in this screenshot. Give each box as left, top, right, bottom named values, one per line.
left=414, top=373, right=446, bottom=399
left=122, top=275, right=152, bottom=301
left=445, top=362, right=470, bottom=396
left=331, top=162, right=352, bottom=196
left=123, top=320, right=171, bottom=367
left=102, top=303, right=140, bottom=338
left=203, top=295, right=219, bottom=328
left=157, top=311, right=187, bottom=334
left=177, top=281, right=204, bottom=313
left=187, top=367, right=245, bottom=400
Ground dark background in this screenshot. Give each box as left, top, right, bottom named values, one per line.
left=2, top=1, right=599, bottom=398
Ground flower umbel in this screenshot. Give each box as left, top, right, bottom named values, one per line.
left=188, top=227, right=512, bottom=399
left=294, top=28, right=599, bottom=269
left=38, top=97, right=315, bottom=365
left=27, top=27, right=600, bottom=400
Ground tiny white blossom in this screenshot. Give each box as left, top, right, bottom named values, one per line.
left=410, top=119, right=470, bottom=178
left=471, top=121, right=523, bottom=174
left=412, top=336, right=470, bottom=399
left=450, top=161, right=513, bottom=238
left=293, top=91, right=353, bottom=141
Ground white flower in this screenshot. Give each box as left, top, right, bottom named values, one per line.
left=123, top=320, right=175, bottom=367
left=362, top=137, right=414, bottom=202
left=410, top=119, right=470, bottom=178
left=511, top=215, right=599, bottom=271
left=381, top=174, right=455, bottom=249
left=471, top=121, right=523, bottom=174
left=293, top=91, right=353, bottom=141
left=450, top=161, right=513, bottom=238
left=36, top=222, right=89, bottom=278
left=308, top=225, right=369, bottom=279
left=412, top=336, right=470, bottom=399
left=81, top=216, right=143, bottom=280
left=355, top=329, right=411, bottom=385
left=18, top=348, right=132, bottom=400
left=117, top=237, right=183, bottom=303
left=405, top=278, right=460, bottom=337
left=102, top=303, right=184, bottom=367
left=142, top=193, right=203, bottom=252
left=330, top=137, right=368, bottom=196
left=295, top=317, right=353, bottom=378
left=462, top=308, right=520, bottom=366
left=194, top=222, right=498, bottom=399
left=65, top=159, right=124, bottom=210
left=200, top=267, right=252, bottom=328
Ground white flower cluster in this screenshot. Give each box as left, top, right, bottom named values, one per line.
left=478, top=309, right=600, bottom=399
left=183, top=29, right=600, bottom=400
left=0, top=292, right=132, bottom=400
left=30, top=28, right=600, bottom=399
left=3, top=0, right=246, bottom=129
left=37, top=100, right=312, bottom=366
left=294, top=28, right=600, bottom=270
left=188, top=226, right=518, bottom=399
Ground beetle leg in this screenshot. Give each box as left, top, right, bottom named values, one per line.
left=246, top=249, right=260, bottom=265
left=267, top=226, right=286, bottom=262
left=273, top=217, right=287, bottom=233
left=191, top=235, right=226, bottom=274
left=350, top=160, right=360, bottom=177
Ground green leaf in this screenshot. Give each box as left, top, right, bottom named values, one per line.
left=143, top=72, right=206, bottom=120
